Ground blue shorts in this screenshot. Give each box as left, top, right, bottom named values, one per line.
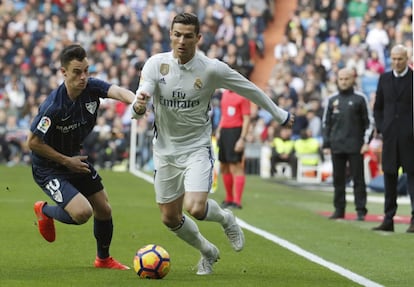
left=32, top=163, right=103, bottom=208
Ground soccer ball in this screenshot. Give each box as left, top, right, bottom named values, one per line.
left=133, top=244, right=170, bottom=279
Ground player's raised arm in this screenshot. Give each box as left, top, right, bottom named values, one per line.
left=215, top=61, right=294, bottom=127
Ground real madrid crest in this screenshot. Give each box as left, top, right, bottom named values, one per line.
left=194, top=78, right=203, bottom=90
left=160, top=63, right=170, bottom=75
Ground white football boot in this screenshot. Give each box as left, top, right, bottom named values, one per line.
left=223, top=209, right=245, bottom=251
left=196, top=244, right=220, bottom=275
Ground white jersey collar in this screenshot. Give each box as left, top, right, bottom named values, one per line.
left=171, top=50, right=199, bottom=71
left=393, top=66, right=409, bottom=77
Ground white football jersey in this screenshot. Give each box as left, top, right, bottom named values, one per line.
left=137, top=51, right=288, bottom=156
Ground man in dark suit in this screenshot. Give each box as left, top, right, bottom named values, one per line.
left=373, top=44, right=414, bottom=233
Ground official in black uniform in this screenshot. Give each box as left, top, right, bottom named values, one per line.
left=372, top=44, right=414, bottom=233
left=322, top=68, right=375, bottom=221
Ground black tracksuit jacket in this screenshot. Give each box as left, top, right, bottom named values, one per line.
left=322, top=88, right=374, bottom=153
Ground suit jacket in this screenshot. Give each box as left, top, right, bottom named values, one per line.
left=373, top=68, right=414, bottom=173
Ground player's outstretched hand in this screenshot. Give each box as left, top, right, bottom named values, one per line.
left=284, top=113, right=295, bottom=128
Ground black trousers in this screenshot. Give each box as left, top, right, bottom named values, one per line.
left=383, top=172, right=414, bottom=224
left=270, top=154, right=297, bottom=178
left=331, top=153, right=367, bottom=215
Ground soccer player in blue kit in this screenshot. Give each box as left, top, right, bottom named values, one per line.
left=28, top=44, right=143, bottom=270
left=132, top=13, right=294, bottom=275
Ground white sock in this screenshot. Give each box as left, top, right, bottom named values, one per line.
left=171, top=215, right=211, bottom=254
left=204, top=199, right=231, bottom=228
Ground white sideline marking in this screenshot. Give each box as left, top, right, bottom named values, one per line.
left=131, top=172, right=384, bottom=286
left=347, top=194, right=410, bottom=205
left=236, top=218, right=384, bottom=287
left=130, top=169, right=154, bottom=183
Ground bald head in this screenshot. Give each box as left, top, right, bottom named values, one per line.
left=390, top=44, right=409, bottom=74
left=337, top=68, right=355, bottom=92
left=337, top=68, right=354, bottom=78
left=391, top=44, right=408, bottom=55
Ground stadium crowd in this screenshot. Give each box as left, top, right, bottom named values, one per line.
left=0, top=0, right=271, bottom=168
left=0, top=0, right=412, bottom=179
left=243, top=0, right=413, bottom=177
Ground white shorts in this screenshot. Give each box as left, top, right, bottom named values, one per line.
left=153, top=147, right=215, bottom=204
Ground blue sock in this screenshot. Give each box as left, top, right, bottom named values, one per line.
left=94, top=218, right=113, bottom=259
left=43, top=204, right=76, bottom=224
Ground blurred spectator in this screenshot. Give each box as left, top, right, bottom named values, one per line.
left=106, top=22, right=129, bottom=48
left=305, top=109, right=322, bottom=139
left=294, top=128, right=323, bottom=167
left=4, top=75, right=25, bottom=116
left=347, top=0, right=369, bottom=20
left=366, top=50, right=385, bottom=75
left=98, top=123, right=128, bottom=169
left=291, top=105, right=308, bottom=140
left=4, top=114, right=28, bottom=166
left=396, top=13, right=413, bottom=42
left=345, top=49, right=366, bottom=77
left=215, top=12, right=235, bottom=43
left=315, top=37, right=342, bottom=72
left=246, top=0, right=271, bottom=27
left=84, top=115, right=111, bottom=167
left=285, top=13, right=304, bottom=47
left=270, top=126, right=297, bottom=178
left=276, top=81, right=299, bottom=110
left=288, top=52, right=306, bottom=78
left=274, top=35, right=298, bottom=62
left=243, top=3, right=266, bottom=57
left=365, top=20, right=389, bottom=65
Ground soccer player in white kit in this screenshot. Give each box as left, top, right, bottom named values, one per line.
left=132, top=13, right=294, bottom=275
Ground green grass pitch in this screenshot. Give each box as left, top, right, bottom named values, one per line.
left=0, top=165, right=412, bottom=287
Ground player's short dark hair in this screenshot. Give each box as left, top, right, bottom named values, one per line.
left=171, top=12, right=200, bottom=35
left=60, top=44, right=87, bottom=68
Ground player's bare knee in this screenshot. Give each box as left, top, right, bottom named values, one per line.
left=102, top=207, right=112, bottom=219
left=183, top=200, right=203, bottom=218
left=66, top=193, right=93, bottom=224
left=94, top=204, right=112, bottom=220
left=185, top=205, right=205, bottom=220
left=72, top=208, right=93, bottom=224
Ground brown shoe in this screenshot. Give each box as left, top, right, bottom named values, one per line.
left=406, top=224, right=414, bottom=233
left=372, top=221, right=394, bottom=232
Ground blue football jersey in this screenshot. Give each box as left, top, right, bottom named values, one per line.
left=30, top=77, right=111, bottom=168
